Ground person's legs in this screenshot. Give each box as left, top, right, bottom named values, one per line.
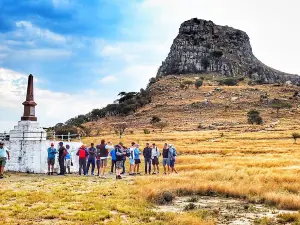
left=79, top=158, right=83, bottom=175
left=96, top=160, right=100, bottom=176
left=83, top=158, right=87, bottom=175
left=144, top=159, right=148, bottom=174
left=152, top=159, right=156, bottom=174
left=51, top=163, right=54, bottom=174
left=121, top=159, right=126, bottom=174
left=86, top=158, right=91, bottom=175
left=163, top=159, right=167, bottom=174
left=47, top=161, right=51, bottom=175
left=148, top=159, right=152, bottom=174
left=91, top=158, right=95, bottom=175
left=137, top=163, right=140, bottom=174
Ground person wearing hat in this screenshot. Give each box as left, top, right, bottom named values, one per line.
left=0, top=141, right=10, bottom=179
left=47, top=143, right=57, bottom=175
left=76, top=145, right=88, bottom=175
left=58, top=142, right=67, bottom=175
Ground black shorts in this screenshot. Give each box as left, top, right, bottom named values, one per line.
left=152, top=157, right=159, bottom=165
left=135, top=159, right=141, bottom=164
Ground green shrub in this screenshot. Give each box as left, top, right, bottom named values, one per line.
left=218, top=78, right=238, bottom=86
left=186, top=196, right=199, bottom=203
left=150, top=116, right=161, bottom=124
left=144, top=129, right=151, bottom=134
left=292, top=132, right=300, bottom=144
left=195, top=79, right=203, bottom=89
left=270, top=100, right=292, bottom=117
left=247, top=110, right=263, bottom=125
left=184, top=203, right=197, bottom=211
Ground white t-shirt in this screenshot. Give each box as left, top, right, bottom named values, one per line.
left=129, top=147, right=135, bottom=159
left=151, top=146, right=160, bottom=158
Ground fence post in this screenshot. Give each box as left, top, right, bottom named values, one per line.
left=68, top=132, right=70, bottom=142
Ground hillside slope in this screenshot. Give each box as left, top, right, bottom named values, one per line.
left=84, top=75, right=300, bottom=135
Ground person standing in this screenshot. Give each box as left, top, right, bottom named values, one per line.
left=110, top=147, right=116, bottom=174
left=58, top=142, right=67, bottom=175
left=76, top=145, right=88, bottom=176
left=169, top=144, right=178, bottom=174
left=86, top=143, right=96, bottom=175
left=0, top=142, right=10, bottom=179
left=151, top=143, right=160, bottom=174
left=115, top=144, right=125, bottom=179
left=98, top=140, right=109, bottom=178
left=121, top=143, right=128, bottom=175
left=134, top=144, right=141, bottom=175
left=47, top=143, right=57, bottom=175
left=162, top=143, right=170, bottom=175
left=129, top=142, right=136, bottom=175
left=96, top=144, right=101, bottom=176
left=143, top=143, right=152, bottom=175
left=65, top=144, right=72, bottom=174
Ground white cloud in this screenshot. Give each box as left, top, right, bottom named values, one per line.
left=0, top=68, right=113, bottom=132
left=52, top=0, right=71, bottom=8
left=99, top=75, right=118, bottom=84
left=15, top=21, right=66, bottom=44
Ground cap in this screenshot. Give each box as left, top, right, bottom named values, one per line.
left=59, top=142, right=63, bottom=145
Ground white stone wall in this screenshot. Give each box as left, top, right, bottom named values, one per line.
left=5, top=140, right=83, bottom=174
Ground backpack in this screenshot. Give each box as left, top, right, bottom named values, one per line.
left=79, top=148, right=86, bottom=159
left=172, top=148, right=177, bottom=157
left=125, top=149, right=131, bottom=157
left=63, top=148, right=67, bottom=157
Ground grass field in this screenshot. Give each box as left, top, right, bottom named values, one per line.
left=2, top=126, right=300, bottom=224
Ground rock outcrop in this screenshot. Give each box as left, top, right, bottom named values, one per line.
left=157, top=18, right=300, bottom=85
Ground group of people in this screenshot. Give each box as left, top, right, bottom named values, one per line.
left=0, top=141, right=10, bottom=179
left=47, top=140, right=178, bottom=180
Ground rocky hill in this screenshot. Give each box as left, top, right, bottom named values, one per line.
left=157, top=18, right=300, bottom=85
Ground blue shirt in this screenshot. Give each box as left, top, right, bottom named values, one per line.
left=134, top=148, right=141, bottom=159
left=65, top=148, right=71, bottom=160
left=0, top=147, right=8, bottom=158
left=110, top=149, right=116, bottom=161
left=47, top=147, right=57, bottom=159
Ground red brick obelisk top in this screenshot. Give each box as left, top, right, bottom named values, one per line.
left=21, top=74, right=37, bottom=121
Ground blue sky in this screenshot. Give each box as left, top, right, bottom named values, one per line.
left=1, top=0, right=300, bottom=132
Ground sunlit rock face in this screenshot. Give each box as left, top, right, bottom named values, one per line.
left=157, top=18, right=300, bottom=85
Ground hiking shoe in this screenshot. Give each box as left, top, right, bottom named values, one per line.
left=50, top=172, right=53, bottom=175
left=118, top=175, right=122, bottom=179
left=0, top=174, right=3, bottom=179
left=47, top=172, right=50, bottom=175
left=163, top=172, right=166, bottom=175
left=152, top=172, right=156, bottom=175
left=129, top=173, right=134, bottom=176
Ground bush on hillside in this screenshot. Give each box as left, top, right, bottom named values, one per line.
left=218, top=78, right=238, bottom=86
left=150, top=116, right=161, bottom=124
left=247, top=110, right=263, bottom=125
left=292, top=132, right=300, bottom=144
left=270, top=100, right=292, bottom=117
left=144, top=129, right=151, bottom=134
left=153, top=121, right=168, bottom=131
left=195, top=79, right=203, bottom=89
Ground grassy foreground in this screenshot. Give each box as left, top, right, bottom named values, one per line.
left=1, top=126, right=300, bottom=224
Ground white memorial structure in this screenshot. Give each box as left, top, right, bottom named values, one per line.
left=4, top=74, right=82, bottom=173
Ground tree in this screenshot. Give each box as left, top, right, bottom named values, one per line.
left=292, top=132, right=300, bottom=144
left=153, top=121, right=168, bottom=132
left=150, top=116, right=161, bottom=124
left=195, top=79, right=203, bottom=89
left=113, top=123, right=127, bottom=138
left=218, top=78, right=238, bottom=86
left=247, top=110, right=263, bottom=125
left=270, top=100, right=292, bottom=117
